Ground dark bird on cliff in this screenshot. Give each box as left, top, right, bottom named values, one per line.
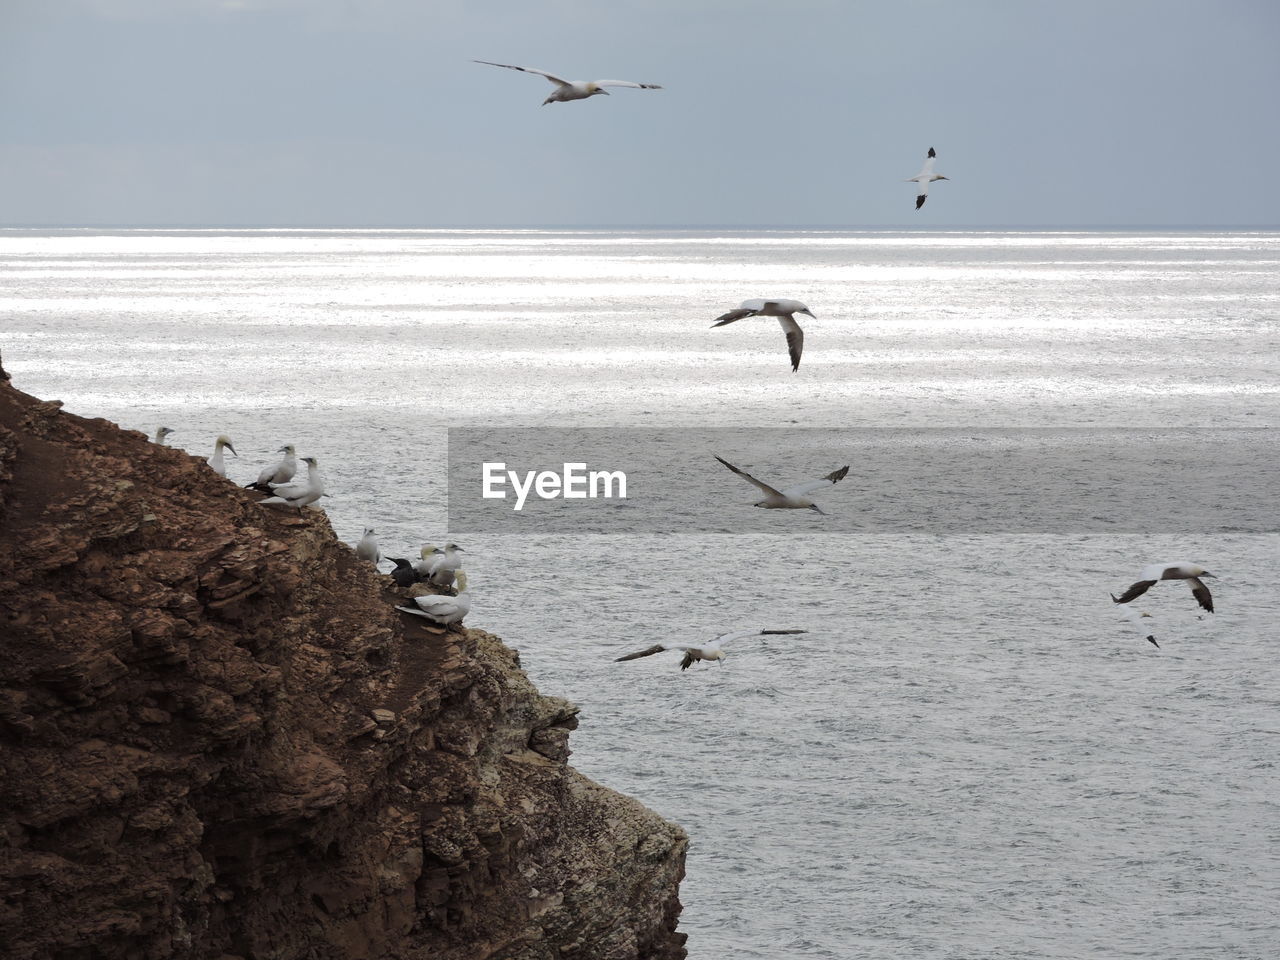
left=614, top=629, right=807, bottom=671
left=710, top=299, right=813, bottom=372
left=905, top=147, right=949, bottom=210
left=208, top=435, right=237, bottom=477
left=258, top=457, right=325, bottom=511
left=245, top=444, right=297, bottom=492
left=387, top=558, right=421, bottom=588
left=395, top=572, right=471, bottom=628
left=473, top=60, right=663, bottom=105
left=1111, top=562, right=1216, bottom=613
left=715, top=456, right=849, bottom=514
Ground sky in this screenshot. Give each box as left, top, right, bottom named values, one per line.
left=1, top=0, right=1278, bottom=227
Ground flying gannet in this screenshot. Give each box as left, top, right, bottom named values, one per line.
left=258, top=457, right=325, bottom=512
left=245, top=444, right=297, bottom=492
left=1112, top=562, right=1216, bottom=613
left=615, top=628, right=807, bottom=671
left=208, top=435, right=237, bottom=477
left=396, top=572, right=471, bottom=628
left=1117, top=605, right=1160, bottom=649
left=356, top=528, right=381, bottom=565
left=153, top=426, right=175, bottom=445
left=714, top=455, right=849, bottom=513
left=906, top=147, right=949, bottom=210
left=473, top=60, right=662, bottom=105
left=711, top=299, right=814, bottom=372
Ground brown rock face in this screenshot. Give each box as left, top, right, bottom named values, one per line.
left=0, top=366, right=687, bottom=960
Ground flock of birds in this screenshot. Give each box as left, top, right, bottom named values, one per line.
left=136, top=59, right=1219, bottom=662
left=148, top=422, right=1219, bottom=660
left=472, top=58, right=952, bottom=375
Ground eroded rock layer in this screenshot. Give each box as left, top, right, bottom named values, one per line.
left=0, top=365, right=686, bottom=960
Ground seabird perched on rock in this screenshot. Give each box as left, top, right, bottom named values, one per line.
left=258, top=457, right=325, bottom=512
left=714, top=456, right=849, bottom=514
left=355, top=528, right=381, bottom=565
left=711, top=299, right=813, bottom=372
left=245, top=444, right=297, bottom=492
left=615, top=629, right=807, bottom=671
left=396, top=572, right=471, bottom=628
left=1112, top=562, right=1216, bottom=613
left=411, top=545, right=440, bottom=578
left=208, top=435, right=237, bottom=477
left=386, top=558, right=421, bottom=588
left=1117, top=605, right=1160, bottom=649
left=427, top=542, right=465, bottom=587
left=473, top=59, right=662, bottom=105
left=153, top=426, right=175, bottom=445
left=905, top=147, right=949, bottom=210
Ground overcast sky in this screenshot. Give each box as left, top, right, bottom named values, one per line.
left=2, top=0, right=1277, bottom=227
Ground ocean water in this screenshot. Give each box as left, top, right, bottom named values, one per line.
left=3, top=228, right=1279, bottom=958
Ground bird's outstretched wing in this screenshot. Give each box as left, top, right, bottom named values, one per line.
left=614, top=643, right=669, bottom=662
left=1187, top=577, right=1214, bottom=613
left=473, top=60, right=569, bottom=86
left=712, top=307, right=758, bottom=327
left=1118, top=606, right=1160, bottom=648
left=1111, top=580, right=1157, bottom=605
left=777, top=315, right=804, bottom=372
left=715, top=628, right=806, bottom=648
left=596, top=79, right=663, bottom=90
left=781, top=466, right=849, bottom=498
left=917, top=149, right=937, bottom=179
left=714, top=456, right=784, bottom=497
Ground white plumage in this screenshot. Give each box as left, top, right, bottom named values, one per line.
left=473, top=60, right=662, bottom=105
left=614, top=629, right=807, bottom=671
left=711, top=298, right=813, bottom=372
left=714, top=456, right=849, bottom=514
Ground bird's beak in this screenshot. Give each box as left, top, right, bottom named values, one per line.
left=599, top=89, right=611, bottom=95
left=1202, top=573, right=1217, bottom=578
left=227, top=443, right=238, bottom=457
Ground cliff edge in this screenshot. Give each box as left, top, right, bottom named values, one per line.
left=0, top=360, right=687, bottom=960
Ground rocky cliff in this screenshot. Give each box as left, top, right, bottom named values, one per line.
left=0, top=360, right=687, bottom=960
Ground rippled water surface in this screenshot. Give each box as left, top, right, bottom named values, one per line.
left=3, top=228, right=1279, bottom=958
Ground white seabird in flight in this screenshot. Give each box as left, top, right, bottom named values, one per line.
left=246, top=444, right=297, bottom=492
left=715, top=455, right=849, bottom=513
left=208, top=435, right=237, bottom=477
left=258, top=457, right=325, bottom=512
left=615, top=628, right=807, bottom=671
left=1111, top=562, right=1216, bottom=613
left=355, top=528, right=381, bottom=565
left=396, top=572, right=471, bottom=629
left=472, top=60, right=662, bottom=105
left=1117, top=605, right=1160, bottom=649
left=906, top=147, right=949, bottom=210
left=711, top=299, right=813, bottom=372
left=153, top=426, right=175, bottom=445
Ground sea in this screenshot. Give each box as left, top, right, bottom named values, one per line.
left=2, top=228, right=1278, bottom=959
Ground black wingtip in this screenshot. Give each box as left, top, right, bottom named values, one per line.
left=1147, top=636, right=1160, bottom=648
left=916, top=196, right=926, bottom=210
left=928, top=147, right=936, bottom=157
